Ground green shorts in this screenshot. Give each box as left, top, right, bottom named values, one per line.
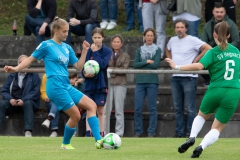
left=200, top=88, right=240, bottom=124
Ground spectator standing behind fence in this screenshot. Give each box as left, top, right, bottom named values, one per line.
left=83, top=28, right=112, bottom=137
left=134, top=28, right=161, bottom=137
left=123, top=0, right=144, bottom=33
left=166, top=19, right=211, bottom=138
left=40, top=74, right=59, bottom=137
left=99, top=0, right=118, bottom=30
left=205, top=0, right=237, bottom=23
left=65, top=0, right=100, bottom=45
left=171, top=0, right=202, bottom=38
left=201, top=2, right=239, bottom=87
left=104, top=35, right=130, bottom=137
left=0, top=55, right=40, bottom=137
left=25, top=0, right=56, bottom=46
left=140, top=0, right=167, bottom=59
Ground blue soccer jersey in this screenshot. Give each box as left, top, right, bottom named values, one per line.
left=32, top=39, right=78, bottom=78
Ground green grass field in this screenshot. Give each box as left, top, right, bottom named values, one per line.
left=0, top=137, right=240, bottom=160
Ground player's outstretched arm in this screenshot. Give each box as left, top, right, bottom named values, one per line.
left=74, top=40, right=90, bottom=71
left=4, top=56, right=36, bottom=73
left=165, top=58, right=204, bottom=71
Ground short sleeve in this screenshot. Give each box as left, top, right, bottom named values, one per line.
left=191, top=37, right=205, bottom=51
left=199, top=50, right=213, bottom=69
left=31, top=42, right=47, bottom=60
left=167, top=38, right=172, bottom=51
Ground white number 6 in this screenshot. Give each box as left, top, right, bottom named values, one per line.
left=224, top=60, right=235, bottom=80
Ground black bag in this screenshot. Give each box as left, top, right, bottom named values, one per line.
left=167, top=0, right=177, bottom=12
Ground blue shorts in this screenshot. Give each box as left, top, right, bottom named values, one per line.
left=85, top=92, right=107, bottom=106
left=46, top=76, right=84, bottom=111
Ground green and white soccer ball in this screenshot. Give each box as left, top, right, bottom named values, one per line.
left=84, top=60, right=100, bottom=75
left=103, top=133, right=121, bottom=150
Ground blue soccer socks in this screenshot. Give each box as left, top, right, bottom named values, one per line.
left=88, top=116, right=101, bottom=141
left=62, top=125, right=76, bottom=144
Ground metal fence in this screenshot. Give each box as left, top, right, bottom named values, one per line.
left=0, top=68, right=209, bottom=134
left=0, top=68, right=209, bottom=74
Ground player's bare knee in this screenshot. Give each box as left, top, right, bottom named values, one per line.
left=72, top=114, right=81, bottom=122
left=89, top=103, right=97, bottom=112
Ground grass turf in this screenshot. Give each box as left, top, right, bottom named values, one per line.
left=0, top=136, right=240, bottom=160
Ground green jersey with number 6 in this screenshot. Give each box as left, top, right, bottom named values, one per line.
left=199, top=43, right=240, bottom=89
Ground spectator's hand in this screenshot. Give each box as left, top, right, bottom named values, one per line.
left=74, top=81, right=79, bottom=86
left=75, top=78, right=84, bottom=86
left=74, top=78, right=79, bottom=86
left=233, top=0, right=237, bottom=5
left=82, top=40, right=90, bottom=52
left=91, top=43, right=98, bottom=52
left=150, top=0, right=159, bottom=4
left=4, top=66, right=18, bottom=73
left=83, top=71, right=95, bottom=78
left=165, top=58, right=176, bottom=69
left=16, top=99, right=23, bottom=106
left=10, top=99, right=18, bottom=106
left=146, top=60, right=154, bottom=64
left=45, top=98, right=50, bottom=102
left=38, top=25, right=46, bottom=35
left=69, top=18, right=80, bottom=26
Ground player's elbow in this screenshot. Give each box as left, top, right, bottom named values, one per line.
left=196, top=63, right=204, bottom=70
left=75, top=67, right=83, bottom=71
left=74, top=63, right=83, bottom=71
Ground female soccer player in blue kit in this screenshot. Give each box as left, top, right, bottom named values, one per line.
left=166, top=21, right=240, bottom=158
left=4, top=17, right=103, bottom=150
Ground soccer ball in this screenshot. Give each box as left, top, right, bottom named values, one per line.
left=103, top=133, right=121, bottom=150
left=84, top=60, right=100, bottom=75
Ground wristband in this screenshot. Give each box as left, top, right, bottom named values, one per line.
left=175, top=65, right=181, bottom=70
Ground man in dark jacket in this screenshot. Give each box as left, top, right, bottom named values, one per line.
left=0, top=55, right=41, bottom=137
left=201, top=2, right=239, bottom=86
left=65, top=0, right=100, bottom=45
left=201, top=3, right=239, bottom=48
left=24, top=0, right=57, bottom=46
left=205, top=0, right=237, bottom=23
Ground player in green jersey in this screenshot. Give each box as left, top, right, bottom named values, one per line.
left=165, top=21, right=240, bottom=158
